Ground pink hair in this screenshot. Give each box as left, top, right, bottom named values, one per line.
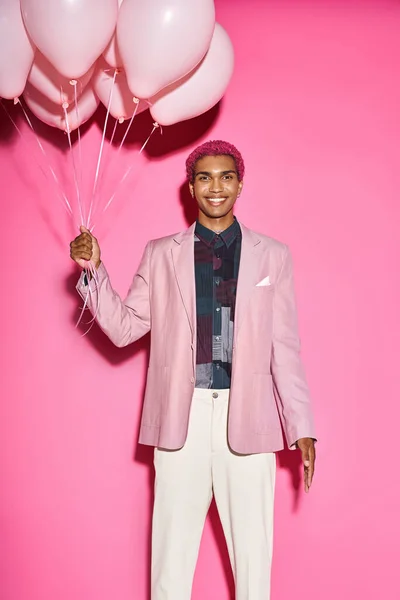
left=185, top=140, right=245, bottom=183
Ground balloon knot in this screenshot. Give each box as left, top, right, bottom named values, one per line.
left=69, top=80, right=77, bottom=86
left=133, top=97, right=140, bottom=104
left=118, top=117, right=125, bottom=124
left=14, top=97, right=20, bottom=105
left=62, top=101, right=69, bottom=110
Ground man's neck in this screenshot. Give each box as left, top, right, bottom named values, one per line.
left=197, top=214, right=235, bottom=233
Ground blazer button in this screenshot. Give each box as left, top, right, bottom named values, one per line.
left=190, top=377, right=195, bottom=383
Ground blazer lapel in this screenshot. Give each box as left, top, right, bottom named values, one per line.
left=171, top=223, right=196, bottom=338
left=235, top=222, right=262, bottom=336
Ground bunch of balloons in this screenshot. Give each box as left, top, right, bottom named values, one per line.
left=0, top=0, right=234, bottom=130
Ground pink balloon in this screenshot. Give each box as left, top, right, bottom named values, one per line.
left=93, top=58, right=148, bottom=121
left=149, top=23, right=234, bottom=127
left=103, top=0, right=124, bottom=68
left=24, top=83, right=99, bottom=132
left=117, top=0, right=215, bottom=99
left=0, top=0, right=35, bottom=99
left=21, top=0, right=118, bottom=79
left=28, top=52, right=94, bottom=106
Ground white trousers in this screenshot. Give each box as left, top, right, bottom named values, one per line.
left=151, top=388, right=276, bottom=600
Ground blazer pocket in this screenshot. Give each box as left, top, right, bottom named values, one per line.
left=251, top=373, right=281, bottom=434
left=253, top=285, right=275, bottom=313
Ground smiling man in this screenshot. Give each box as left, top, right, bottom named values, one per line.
left=70, top=140, right=316, bottom=600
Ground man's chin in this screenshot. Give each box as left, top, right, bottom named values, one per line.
left=205, top=211, right=231, bottom=220
left=201, top=206, right=234, bottom=219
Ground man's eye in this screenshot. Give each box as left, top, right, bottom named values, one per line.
left=223, top=175, right=233, bottom=180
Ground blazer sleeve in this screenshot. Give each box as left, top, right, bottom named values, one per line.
left=271, top=245, right=317, bottom=449
left=76, top=241, right=152, bottom=347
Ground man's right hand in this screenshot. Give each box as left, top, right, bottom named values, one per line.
left=70, top=226, right=101, bottom=270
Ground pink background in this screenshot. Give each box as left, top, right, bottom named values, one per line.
left=1, top=1, right=399, bottom=599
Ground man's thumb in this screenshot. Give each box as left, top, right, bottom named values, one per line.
left=80, top=225, right=90, bottom=234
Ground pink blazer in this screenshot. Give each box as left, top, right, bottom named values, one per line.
left=77, top=222, right=316, bottom=454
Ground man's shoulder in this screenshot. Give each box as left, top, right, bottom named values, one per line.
left=240, top=223, right=289, bottom=254
left=147, top=223, right=196, bottom=251
left=148, top=228, right=187, bottom=249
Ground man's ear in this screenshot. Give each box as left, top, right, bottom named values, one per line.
left=189, top=182, right=194, bottom=198
left=238, top=180, right=244, bottom=195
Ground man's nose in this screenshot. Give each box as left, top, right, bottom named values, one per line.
left=209, top=178, right=223, bottom=192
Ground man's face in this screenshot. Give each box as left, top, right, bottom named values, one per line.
left=189, top=154, right=243, bottom=223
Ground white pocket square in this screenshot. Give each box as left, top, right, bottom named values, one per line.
left=256, top=275, right=271, bottom=287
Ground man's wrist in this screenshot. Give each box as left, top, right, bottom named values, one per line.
left=295, top=437, right=316, bottom=447
left=83, top=260, right=101, bottom=284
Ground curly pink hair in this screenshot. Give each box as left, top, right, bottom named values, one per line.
left=185, top=140, right=245, bottom=183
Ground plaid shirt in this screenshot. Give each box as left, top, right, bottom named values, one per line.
left=194, top=218, right=242, bottom=389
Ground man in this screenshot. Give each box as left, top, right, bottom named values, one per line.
left=70, top=140, right=316, bottom=600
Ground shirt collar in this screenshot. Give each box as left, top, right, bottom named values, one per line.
left=195, top=217, right=241, bottom=248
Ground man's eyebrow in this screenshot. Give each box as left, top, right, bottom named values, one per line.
left=195, top=170, right=237, bottom=177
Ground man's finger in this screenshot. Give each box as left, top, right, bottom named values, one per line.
left=300, top=445, right=310, bottom=492
left=307, top=445, right=316, bottom=490
left=74, top=242, right=92, bottom=252
left=301, top=446, right=310, bottom=467
left=304, top=467, right=309, bottom=493
left=307, top=464, right=312, bottom=490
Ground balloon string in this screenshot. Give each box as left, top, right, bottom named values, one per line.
left=109, top=118, right=119, bottom=146
left=76, top=275, right=90, bottom=328
left=87, top=68, right=118, bottom=229
left=88, top=98, right=142, bottom=226
left=90, top=99, right=141, bottom=227
left=3, top=99, right=73, bottom=217
left=76, top=261, right=100, bottom=336
left=72, top=81, right=84, bottom=223
left=89, top=116, right=118, bottom=221
left=63, top=104, right=85, bottom=226
left=117, top=99, right=140, bottom=154
left=13, top=98, right=73, bottom=215
left=103, top=122, right=160, bottom=215
left=139, top=121, right=160, bottom=153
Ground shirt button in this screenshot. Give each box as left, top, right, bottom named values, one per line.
left=216, top=364, right=220, bottom=370
left=190, top=377, right=194, bottom=383
left=216, top=307, right=220, bottom=312
left=215, top=336, right=220, bottom=341
left=212, top=392, right=219, bottom=399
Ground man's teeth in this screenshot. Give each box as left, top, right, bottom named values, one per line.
left=208, top=198, right=226, bottom=203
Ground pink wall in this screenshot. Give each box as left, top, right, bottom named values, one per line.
left=1, top=1, right=399, bottom=599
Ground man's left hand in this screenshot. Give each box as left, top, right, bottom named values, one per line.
left=296, top=438, right=316, bottom=493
